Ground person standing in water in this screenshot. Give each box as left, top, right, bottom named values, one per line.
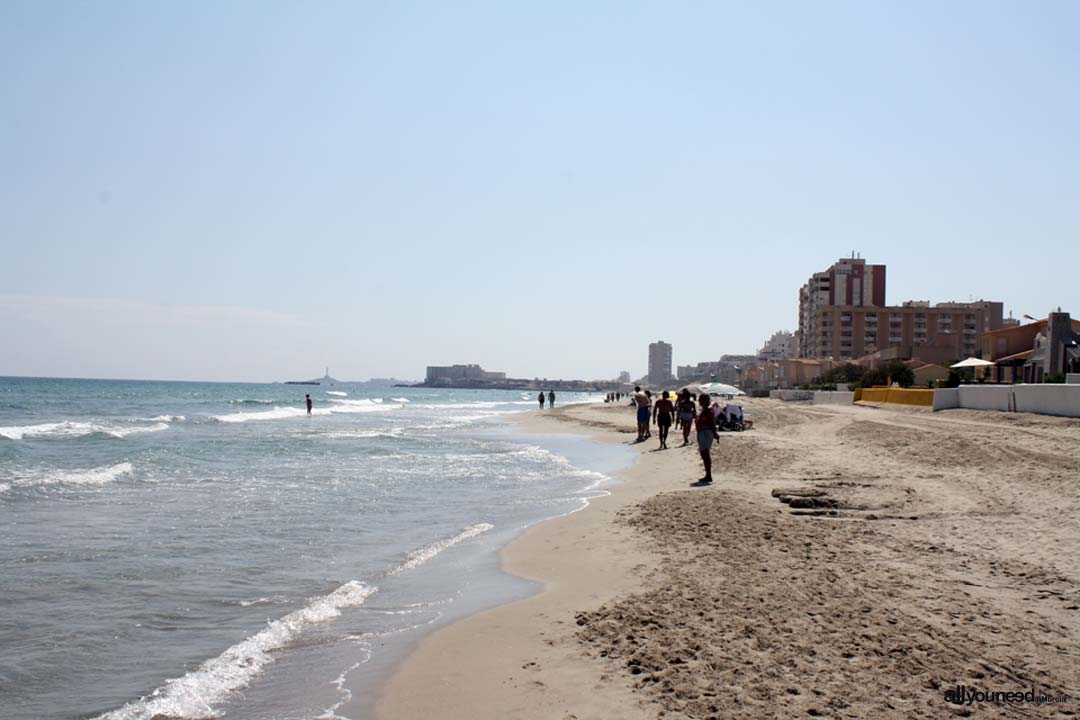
left=538, top=391, right=546, bottom=409
left=305, top=394, right=313, bottom=415
left=694, top=393, right=719, bottom=484
left=653, top=390, right=674, bottom=449
left=548, top=390, right=556, bottom=408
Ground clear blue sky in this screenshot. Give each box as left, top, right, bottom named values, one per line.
left=2, top=1, right=1077, bottom=382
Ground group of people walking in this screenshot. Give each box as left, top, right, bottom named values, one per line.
left=537, top=390, right=556, bottom=409
left=632, top=386, right=719, bottom=485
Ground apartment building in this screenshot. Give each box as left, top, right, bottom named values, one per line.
left=798, top=256, right=886, bottom=358
left=757, top=330, right=795, bottom=361
left=676, top=361, right=739, bottom=384
left=812, top=300, right=1004, bottom=363
left=797, top=256, right=1003, bottom=363
left=648, top=341, right=673, bottom=384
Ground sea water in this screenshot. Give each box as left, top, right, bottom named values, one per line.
left=0, top=378, right=631, bottom=720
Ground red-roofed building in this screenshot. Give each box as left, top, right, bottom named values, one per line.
left=982, top=312, right=1080, bottom=383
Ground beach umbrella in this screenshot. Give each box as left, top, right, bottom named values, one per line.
left=949, top=357, right=994, bottom=369
left=699, top=382, right=745, bottom=397
left=950, top=357, right=994, bottom=382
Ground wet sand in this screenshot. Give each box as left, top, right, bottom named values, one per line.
left=375, top=399, right=1080, bottom=719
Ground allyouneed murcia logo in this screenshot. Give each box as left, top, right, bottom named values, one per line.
left=944, top=685, right=1070, bottom=706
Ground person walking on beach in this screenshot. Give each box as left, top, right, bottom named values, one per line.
left=305, top=394, right=313, bottom=415
left=677, top=389, right=697, bottom=446
left=653, top=391, right=674, bottom=449
left=548, top=390, right=556, bottom=408
left=694, top=393, right=719, bottom=485
left=538, top=392, right=546, bottom=410
left=633, top=386, right=650, bottom=442
left=643, top=391, right=653, bottom=439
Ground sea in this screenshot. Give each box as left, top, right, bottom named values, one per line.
left=0, top=378, right=632, bottom=720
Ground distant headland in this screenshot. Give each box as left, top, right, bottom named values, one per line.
left=407, top=364, right=622, bottom=392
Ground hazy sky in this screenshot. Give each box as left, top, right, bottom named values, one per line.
left=2, top=1, right=1078, bottom=382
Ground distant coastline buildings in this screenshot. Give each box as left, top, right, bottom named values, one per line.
left=425, top=364, right=507, bottom=384
left=418, top=363, right=621, bottom=391
left=757, top=330, right=795, bottom=362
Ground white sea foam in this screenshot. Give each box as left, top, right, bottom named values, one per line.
left=94, top=580, right=377, bottom=720
left=388, top=523, right=494, bottom=576
left=136, top=415, right=186, bottom=423
left=5, top=462, right=134, bottom=490
left=412, top=401, right=525, bottom=410
left=236, top=597, right=272, bottom=607
left=213, top=407, right=316, bottom=423
left=325, top=391, right=348, bottom=397
left=212, top=399, right=401, bottom=424
left=390, top=397, right=410, bottom=403
left=321, top=428, right=405, bottom=439
left=0, top=421, right=169, bottom=440
left=106, top=423, right=170, bottom=438
left=328, top=399, right=403, bottom=414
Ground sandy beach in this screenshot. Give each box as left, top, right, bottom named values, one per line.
left=374, top=399, right=1080, bottom=719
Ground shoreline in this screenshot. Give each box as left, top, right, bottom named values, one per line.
left=371, top=399, right=1080, bottom=719
left=369, top=402, right=678, bottom=720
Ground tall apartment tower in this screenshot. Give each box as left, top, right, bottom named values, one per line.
left=648, top=341, right=673, bottom=384
left=798, top=256, right=886, bottom=358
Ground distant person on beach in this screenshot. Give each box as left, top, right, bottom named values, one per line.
left=538, top=392, right=545, bottom=409
left=305, top=394, right=313, bottom=415
left=677, top=389, right=697, bottom=446
left=548, top=390, right=556, bottom=408
left=694, top=393, right=719, bottom=484
left=653, top=391, right=674, bottom=449
left=634, top=386, right=650, bottom=441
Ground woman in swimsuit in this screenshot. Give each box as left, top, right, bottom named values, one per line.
left=677, top=390, right=696, bottom=446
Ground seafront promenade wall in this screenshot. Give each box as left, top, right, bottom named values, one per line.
left=812, top=391, right=855, bottom=405
left=858, top=388, right=935, bottom=407
left=930, top=385, right=1080, bottom=418
left=932, top=388, right=960, bottom=411
left=1014, top=385, right=1080, bottom=416
left=769, top=390, right=814, bottom=401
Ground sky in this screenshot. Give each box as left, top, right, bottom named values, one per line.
left=2, top=1, right=1078, bottom=382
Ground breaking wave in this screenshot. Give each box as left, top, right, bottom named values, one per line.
left=94, top=581, right=377, bottom=720
left=94, top=523, right=494, bottom=718
left=0, top=421, right=170, bottom=440
left=388, top=523, right=495, bottom=576
left=2, top=462, right=134, bottom=491
left=212, top=399, right=402, bottom=424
